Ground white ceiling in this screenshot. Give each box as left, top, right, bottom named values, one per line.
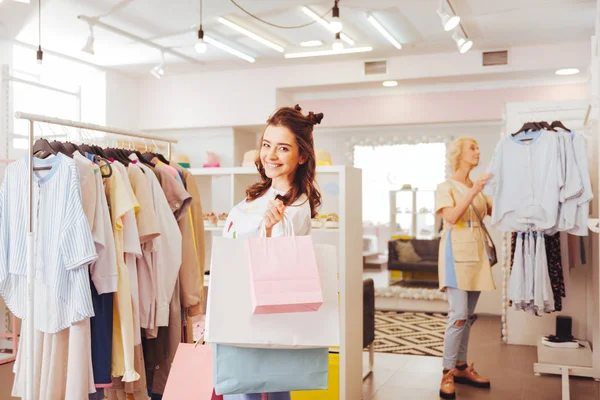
left=0, top=0, right=596, bottom=75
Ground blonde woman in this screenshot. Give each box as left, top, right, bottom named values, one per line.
left=435, top=137, right=495, bottom=399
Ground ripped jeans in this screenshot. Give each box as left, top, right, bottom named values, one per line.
left=442, top=287, right=481, bottom=370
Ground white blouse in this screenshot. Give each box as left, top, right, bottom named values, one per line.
left=484, top=131, right=561, bottom=232
left=223, top=187, right=312, bottom=239
left=0, top=154, right=98, bottom=333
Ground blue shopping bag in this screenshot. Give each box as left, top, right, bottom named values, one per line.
left=213, top=344, right=329, bottom=395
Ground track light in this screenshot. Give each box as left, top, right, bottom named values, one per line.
left=218, top=17, right=284, bottom=52
left=150, top=53, right=165, bottom=79
left=330, top=0, right=342, bottom=33
left=437, top=0, right=460, bottom=32
left=195, top=27, right=207, bottom=54
left=302, top=6, right=354, bottom=45
left=81, top=24, right=95, bottom=55
left=332, top=32, right=344, bottom=51
left=452, top=30, right=472, bottom=53
left=367, top=14, right=402, bottom=50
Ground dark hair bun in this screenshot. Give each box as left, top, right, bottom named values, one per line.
left=307, top=111, right=324, bottom=125
left=294, top=104, right=302, bottom=112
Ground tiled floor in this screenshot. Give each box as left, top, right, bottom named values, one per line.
left=362, top=316, right=600, bottom=399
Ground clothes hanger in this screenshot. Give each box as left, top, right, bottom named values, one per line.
left=550, top=120, right=571, bottom=132
left=512, top=122, right=538, bottom=136
left=33, top=138, right=57, bottom=159
left=537, top=121, right=556, bottom=131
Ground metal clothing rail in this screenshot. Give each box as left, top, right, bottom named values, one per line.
left=14, top=111, right=178, bottom=400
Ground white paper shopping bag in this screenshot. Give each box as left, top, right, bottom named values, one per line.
left=205, top=236, right=340, bottom=348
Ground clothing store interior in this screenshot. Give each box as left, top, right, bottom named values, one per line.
left=0, top=1, right=599, bottom=400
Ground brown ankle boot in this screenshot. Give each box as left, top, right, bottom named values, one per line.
left=454, top=363, right=491, bottom=389
left=439, top=369, right=457, bottom=399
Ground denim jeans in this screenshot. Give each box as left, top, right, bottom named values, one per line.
left=442, top=287, right=481, bottom=370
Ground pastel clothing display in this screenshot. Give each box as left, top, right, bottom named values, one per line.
left=486, top=130, right=592, bottom=314
left=1, top=151, right=206, bottom=399
left=435, top=180, right=495, bottom=292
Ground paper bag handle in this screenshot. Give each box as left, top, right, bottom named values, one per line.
left=259, top=212, right=295, bottom=237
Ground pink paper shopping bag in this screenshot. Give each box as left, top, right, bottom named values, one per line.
left=163, top=343, right=214, bottom=400
left=247, top=235, right=323, bottom=314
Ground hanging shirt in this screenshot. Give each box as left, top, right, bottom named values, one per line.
left=105, top=167, right=139, bottom=382
left=74, top=152, right=97, bottom=231
left=0, top=154, right=98, bottom=334
left=129, top=154, right=182, bottom=330
left=113, top=161, right=143, bottom=346
left=222, top=187, right=312, bottom=239
left=568, top=132, right=593, bottom=236
left=485, top=131, right=562, bottom=232
left=127, top=162, right=161, bottom=331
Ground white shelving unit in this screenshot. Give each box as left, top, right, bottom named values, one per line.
left=191, top=165, right=363, bottom=400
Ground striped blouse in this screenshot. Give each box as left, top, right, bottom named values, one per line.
left=0, top=153, right=98, bottom=333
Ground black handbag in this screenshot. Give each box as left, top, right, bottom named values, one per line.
left=470, top=203, right=498, bottom=267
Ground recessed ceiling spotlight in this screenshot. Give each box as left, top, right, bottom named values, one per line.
left=556, top=68, right=580, bottom=76
left=301, top=40, right=323, bottom=47
left=382, top=80, right=398, bottom=87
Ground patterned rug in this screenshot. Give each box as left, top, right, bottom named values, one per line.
left=373, top=311, right=447, bottom=357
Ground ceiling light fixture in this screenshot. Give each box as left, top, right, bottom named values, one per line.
left=556, top=68, right=580, bottom=76
left=300, top=40, right=323, bottom=47
left=81, top=24, right=95, bottom=55
left=301, top=6, right=354, bottom=45
left=36, top=0, right=43, bottom=64
left=150, top=53, right=165, bottom=79
left=452, top=30, right=472, bottom=53
left=332, top=32, right=344, bottom=51
left=330, top=0, right=342, bottom=33
left=437, top=0, right=460, bottom=32
left=285, top=46, right=373, bottom=59
left=204, top=35, right=256, bottom=63
left=218, top=17, right=284, bottom=52
left=382, top=80, right=398, bottom=87
left=367, top=14, right=402, bottom=50
left=195, top=0, right=207, bottom=53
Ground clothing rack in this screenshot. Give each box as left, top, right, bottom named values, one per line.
left=504, top=99, right=598, bottom=400
left=13, top=111, right=178, bottom=400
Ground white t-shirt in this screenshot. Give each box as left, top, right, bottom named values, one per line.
left=223, top=187, right=312, bottom=239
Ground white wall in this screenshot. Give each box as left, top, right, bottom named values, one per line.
left=105, top=71, right=139, bottom=130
